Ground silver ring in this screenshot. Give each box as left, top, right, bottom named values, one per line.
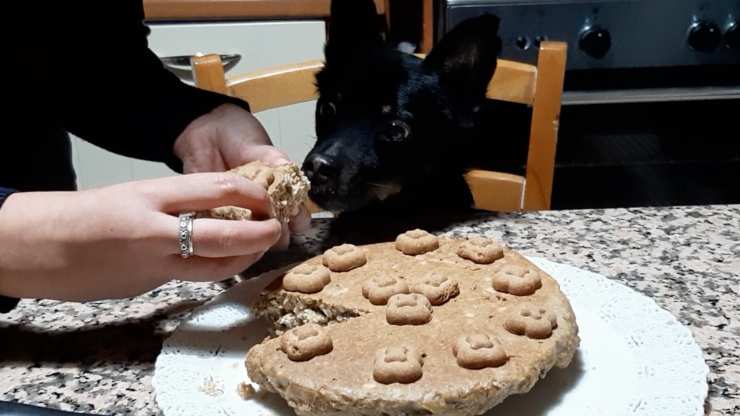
left=178, top=212, right=195, bottom=259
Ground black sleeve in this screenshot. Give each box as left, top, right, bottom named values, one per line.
left=0, top=296, right=19, bottom=314
left=52, top=1, right=250, bottom=172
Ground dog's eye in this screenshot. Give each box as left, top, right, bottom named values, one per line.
left=318, top=101, right=336, bottom=118
left=383, top=120, right=411, bottom=143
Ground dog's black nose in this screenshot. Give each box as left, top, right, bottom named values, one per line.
left=304, top=154, right=339, bottom=183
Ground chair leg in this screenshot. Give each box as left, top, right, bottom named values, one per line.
left=191, top=54, right=228, bottom=94
left=420, top=0, right=434, bottom=53
left=522, top=41, right=567, bottom=210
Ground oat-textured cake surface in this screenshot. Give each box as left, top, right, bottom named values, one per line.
left=246, top=231, right=579, bottom=416
left=200, top=161, right=310, bottom=223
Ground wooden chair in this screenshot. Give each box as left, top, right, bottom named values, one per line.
left=144, top=0, right=391, bottom=32
left=190, top=41, right=567, bottom=212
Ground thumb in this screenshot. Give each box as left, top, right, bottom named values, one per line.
left=239, top=144, right=291, bottom=167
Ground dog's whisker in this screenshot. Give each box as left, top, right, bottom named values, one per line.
left=367, top=182, right=397, bottom=190
left=367, top=181, right=403, bottom=201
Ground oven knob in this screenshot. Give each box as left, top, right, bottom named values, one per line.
left=725, top=22, right=740, bottom=49
left=687, top=20, right=721, bottom=52
left=579, top=26, right=611, bottom=58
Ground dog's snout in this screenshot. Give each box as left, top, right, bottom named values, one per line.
left=304, top=154, right=339, bottom=182
left=310, top=155, right=331, bottom=174
left=303, top=153, right=344, bottom=207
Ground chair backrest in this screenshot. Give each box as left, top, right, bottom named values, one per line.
left=145, top=0, right=390, bottom=25
left=191, top=41, right=567, bottom=212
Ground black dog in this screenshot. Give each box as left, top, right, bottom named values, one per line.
left=303, top=0, right=530, bottom=218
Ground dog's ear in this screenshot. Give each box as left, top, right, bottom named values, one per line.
left=423, top=14, right=501, bottom=102
left=325, top=0, right=384, bottom=61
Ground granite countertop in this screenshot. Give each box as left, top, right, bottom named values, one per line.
left=1, top=205, right=738, bottom=415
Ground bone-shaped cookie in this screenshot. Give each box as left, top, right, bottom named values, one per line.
left=373, top=345, right=424, bottom=384
left=395, top=229, right=440, bottom=255
left=283, top=264, right=331, bottom=294
left=322, top=244, right=367, bottom=272
left=386, top=293, right=433, bottom=325
left=410, top=272, right=459, bottom=305
left=504, top=303, right=558, bottom=339
left=452, top=334, right=508, bottom=369
left=362, top=275, right=409, bottom=305
left=280, top=323, right=333, bottom=361
left=492, top=264, right=542, bottom=296
left=457, top=238, right=505, bottom=264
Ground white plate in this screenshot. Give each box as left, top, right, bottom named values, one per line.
left=153, top=257, right=708, bottom=416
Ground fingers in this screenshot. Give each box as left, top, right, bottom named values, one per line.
left=273, top=204, right=312, bottom=252
left=289, top=204, right=312, bottom=234
left=154, top=213, right=281, bottom=281
left=180, top=147, right=228, bottom=174
left=237, top=144, right=291, bottom=167
left=139, top=173, right=271, bottom=217
left=271, top=224, right=291, bottom=252
left=170, top=251, right=267, bottom=281
left=191, top=218, right=282, bottom=258
left=157, top=213, right=281, bottom=258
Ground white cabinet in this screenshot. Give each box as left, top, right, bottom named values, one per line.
left=72, top=20, right=324, bottom=189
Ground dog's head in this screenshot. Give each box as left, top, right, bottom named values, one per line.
left=303, top=0, right=502, bottom=212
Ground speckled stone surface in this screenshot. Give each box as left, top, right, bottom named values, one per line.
left=1, top=205, right=738, bottom=415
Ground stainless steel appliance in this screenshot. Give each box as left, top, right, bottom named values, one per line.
left=439, top=0, right=740, bottom=104
left=437, top=0, right=740, bottom=208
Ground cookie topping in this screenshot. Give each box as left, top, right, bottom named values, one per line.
left=504, top=304, right=558, bottom=339
left=453, top=334, right=508, bottom=369
left=457, top=238, right=505, bottom=264
left=395, top=229, right=440, bottom=255
left=410, top=272, right=459, bottom=305
left=492, top=264, right=542, bottom=296
left=363, top=275, right=410, bottom=305
left=283, top=264, right=331, bottom=294
left=280, top=323, right=333, bottom=361
left=323, top=244, right=367, bottom=272
left=373, top=345, right=424, bottom=384
left=386, top=293, right=433, bottom=325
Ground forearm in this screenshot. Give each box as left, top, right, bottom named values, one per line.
left=55, top=1, right=250, bottom=172
left=0, top=187, right=20, bottom=312
left=0, top=191, right=94, bottom=301
left=0, top=174, right=281, bottom=303
left=65, top=75, right=250, bottom=172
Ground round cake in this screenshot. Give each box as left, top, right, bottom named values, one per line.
left=246, top=230, right=579, bottom=416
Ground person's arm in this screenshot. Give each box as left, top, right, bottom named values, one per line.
left=54, top=1, right=248, bottom=172
left=0, top=175, right=281, bottom=302
left=0, top=187, right=20, bottom=313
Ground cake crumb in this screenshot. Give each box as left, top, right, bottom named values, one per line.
left=199, top=376, right=224, bottom=397
left=237, top=382, right=258, bottom=400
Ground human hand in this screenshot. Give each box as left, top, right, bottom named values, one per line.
left=0, top=173, right=282, bottom=302
left=174, top=103, right=288, bottom=173
left=174, top=103, right=311, bottom=246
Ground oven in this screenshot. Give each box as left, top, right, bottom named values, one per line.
left=438, top=0, right=740, bottom=208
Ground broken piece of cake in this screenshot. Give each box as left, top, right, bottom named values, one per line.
left=199, top=161, right=310, bottom=223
